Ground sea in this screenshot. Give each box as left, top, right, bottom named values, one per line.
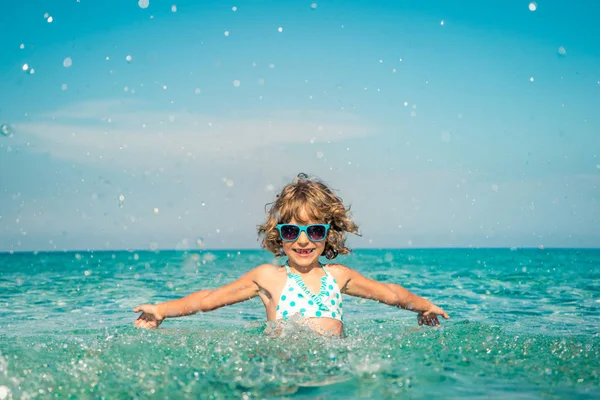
left=0, top=248, right=598, bottom=399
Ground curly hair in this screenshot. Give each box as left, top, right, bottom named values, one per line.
left=257, top=173, right=360, bottom=260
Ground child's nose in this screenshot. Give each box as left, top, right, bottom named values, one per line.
left=297, top=231, right=310, bottom=244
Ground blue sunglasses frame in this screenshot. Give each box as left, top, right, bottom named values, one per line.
left=276, top=224, right=331, bottom=242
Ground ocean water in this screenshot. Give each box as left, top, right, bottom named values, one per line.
left=0, top=248, right=598, bottom=399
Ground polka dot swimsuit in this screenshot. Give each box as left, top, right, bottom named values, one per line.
left=275, top=263, right=343, bottom=322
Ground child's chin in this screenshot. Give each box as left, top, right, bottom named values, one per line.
left=290, top=254, right=318, bottom=264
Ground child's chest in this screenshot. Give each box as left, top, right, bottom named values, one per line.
left=260, top=269, right=333, bottom=301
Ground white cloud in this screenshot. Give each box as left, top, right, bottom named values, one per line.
left=14, top=99, right=373, bottom=168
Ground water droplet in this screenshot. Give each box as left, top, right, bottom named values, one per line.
left=47, top=16, right=53, bottom=23
left=225, top=178, right=234, bottom=187
left=138, top=0, right=149, bottom=9
left=492, top=184, right=499, bottom=192
left=224, top=30, right=230, bottom=36
left=22, top=63, right=29, bottom=71
left=162, top=84, right=167, bottom=90
left=316, top=151, right=324, bottom=159
left=61, top=83, right=68, bottom=91
left=171, top=5, right=177, bottom=12
left=232, top=6, right=237, bottom=11
left=403, top=101, right=408, bottom=107
left=196, top=238, right=205, bottom=248
left=233, top=80, right=241, bottom=87
left=440, top=20, right=445, bottom=26
left=1, top=124, right=14, bottom=137
left=29, top=68, right=35, bottom=74
left=84, top=270, right=91, bottom=276
left=310, top=2, right=318, bottom=9
left=266, top=184, right=275, bottom=192
left=44, top=13, right=49, bottom=18
left=278, top=26, right=283, bottom=32
left=528, top=2, right=537, bottom=11
left=19, top=43, right=25, bottom=49
left=530, top=77, right=534, bottom=82
left=154, top=207, right=159, bottom=214
left=119, top=194, right=125, bottom=202
left=194, top=88, right=201, bottom=94
left=63, top=57, right=72, bottom=68
left=557, top=46, right=566, bottom=56
left=126, top=55, right=133, bottom=63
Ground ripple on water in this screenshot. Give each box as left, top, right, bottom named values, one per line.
left=0, top=249, right=599, bottom=398
left=0, top=320, right=598, bottom=399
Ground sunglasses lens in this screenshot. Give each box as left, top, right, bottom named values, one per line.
left=307, top=225, right=327, bottom=241
left=280, top=225, right=300, bottom=241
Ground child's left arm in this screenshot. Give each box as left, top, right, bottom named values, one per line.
left=338, top=266, right=449, bottom=326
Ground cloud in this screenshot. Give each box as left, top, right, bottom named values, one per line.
left=14, top=99, right=373, bottom=168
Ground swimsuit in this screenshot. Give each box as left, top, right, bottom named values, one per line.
left=275, top=263, right=343, bottom=322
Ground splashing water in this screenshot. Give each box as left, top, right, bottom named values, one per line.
left=0, top=124, right=14, bottom=137
left=0, top=249, right=598, bottom=398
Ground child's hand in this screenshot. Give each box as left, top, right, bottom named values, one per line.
left=133, top=304, right=164, bottom=329
left=417, top=304, right=450, bottom=327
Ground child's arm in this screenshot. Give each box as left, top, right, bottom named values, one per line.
left=133, top=266, right=265, bottom=329
left=339, top=266, right=449, bottom=326
left=384, top=283, right=449, bottom=326
left=134, top=289, right=214, bottom=329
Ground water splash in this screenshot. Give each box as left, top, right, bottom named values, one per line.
left=0, top=124, right=14, bottom=137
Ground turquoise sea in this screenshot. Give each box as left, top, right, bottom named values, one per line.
left=0, top=249, right=598, bottom=399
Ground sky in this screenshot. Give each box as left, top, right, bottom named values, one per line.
left=0, top=0, right=599, bottom=252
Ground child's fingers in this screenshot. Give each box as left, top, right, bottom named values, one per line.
left=133, top=305, right=148, bottom=313
left=442, top=312, right=450, bottom=319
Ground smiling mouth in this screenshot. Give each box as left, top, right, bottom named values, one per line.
left=294, top=249, right=315, bottom=255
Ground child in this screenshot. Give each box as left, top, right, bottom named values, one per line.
left=134, top=173, right=449, bottom=337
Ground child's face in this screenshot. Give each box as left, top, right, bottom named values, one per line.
left=282, top=208, right=326, bottom=268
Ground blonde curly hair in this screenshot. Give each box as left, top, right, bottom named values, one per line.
left=257, top=173, right=360, bottom=259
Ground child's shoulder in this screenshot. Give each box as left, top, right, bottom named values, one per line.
left=323, top=262, right=355, bottom=280
left=251, top=263, right=287, bottom=277
left=323, top=262, right=352, bottom=271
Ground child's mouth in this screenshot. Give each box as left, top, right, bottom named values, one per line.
left=293, top=249, right=314, bottom=256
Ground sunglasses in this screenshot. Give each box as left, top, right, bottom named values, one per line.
left=276, top=224, right=330, bottom=242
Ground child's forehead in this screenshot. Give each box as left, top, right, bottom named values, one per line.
left=284, top=204, right=324, bottom=223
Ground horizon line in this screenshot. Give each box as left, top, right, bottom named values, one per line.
left=2, top=246, right=599, bottom=255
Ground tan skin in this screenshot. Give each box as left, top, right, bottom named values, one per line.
left=134, top=212, right=449, bottom=335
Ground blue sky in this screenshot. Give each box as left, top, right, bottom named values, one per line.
left=0, top=0, right=599, bottom=251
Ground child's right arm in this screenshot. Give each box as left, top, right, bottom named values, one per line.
left=133, top=266, right=266, bottom=329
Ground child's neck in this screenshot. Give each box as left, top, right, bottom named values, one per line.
left=287, top=259, right=322, bottom=274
